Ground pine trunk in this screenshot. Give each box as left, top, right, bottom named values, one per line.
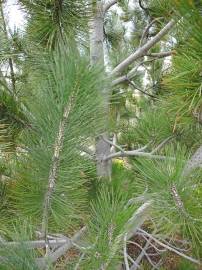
left=90, top=1, right=111, bottom=178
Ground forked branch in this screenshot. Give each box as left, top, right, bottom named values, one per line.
left=111, top=19, right=176, bottom=75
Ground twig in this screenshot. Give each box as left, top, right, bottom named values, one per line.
left=130, top=234, right=153, bottom=270
left=101, top=135, right=125, bottom=153
left=138, top=0, right=148, bottom=12
left=140, top=17, right=164, bottom=46
left=137, top=229, right=201, bottom=266
left=124, top=234, right=130, bottom=270
left=127, top=78, right=158, bottom=99
left=126, top=201, right=153, bottom=240
left=74, top=253, right=85, bottom=270
left=146, top=51, right=175, bottom=58
left=150, top=136, right=174, bottom=154
left=128, top=240, right=161, bottom=269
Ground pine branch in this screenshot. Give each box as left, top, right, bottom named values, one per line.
left=111, top=19, right=176, bottom=75
left=146, top=51, right=175, bottom=58
left=125, top=201, right=153, bottom=240
left=104, top=148, right=175, bottom=161
left=150, top=136, right=174, bottom=154
left=101, top=135, right=125, bottom=153
left=36, top=227, right=86, bottom=269
left=0, top=238, right=69, bottom=249
left=41, top=94, right=76, bottom=238
left=97, top=201, right=153, bottom=270
left=112, top=59, right=158, bottom=86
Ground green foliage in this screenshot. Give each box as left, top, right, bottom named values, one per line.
left=19, top=0, right=90, bottom=48
left=177, top=258, right=198, bottom=270
left=148, top=0, right=173, bottom=18
left=9, top=44, right=105, bottom=232
left=0, top=222, right=53, bottom=270
left=79, top=184, right=139, bottom=269
left=134, top=146, right=202, bottom=256
left=0, top=0, right=201, bottom=268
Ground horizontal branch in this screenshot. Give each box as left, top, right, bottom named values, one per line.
left=111, top=19, right=176, bottom=75
left=103, top=0, right=117, bottom=13
left=104, top=149, right=175, bottom=161
left=0, top=238, right=69, bottom=249
left=146, top=50, right=175, bottom=58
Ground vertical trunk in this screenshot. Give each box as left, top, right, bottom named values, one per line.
left=90, top=1, right=111, bottom=178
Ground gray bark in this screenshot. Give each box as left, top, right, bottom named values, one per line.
left=111, top=19, right=176, bottom=75
left=90, top=1, right=111, bottom=178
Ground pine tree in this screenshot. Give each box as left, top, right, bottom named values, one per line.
left=0, top=0, right=201, bottom=269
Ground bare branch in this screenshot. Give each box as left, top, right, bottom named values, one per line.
left=150, top=136, right=174, bottom=154
left=36, top=227, right=86, bottom=269
left=127, top=78, right=158, bottom=99
left=101, top=135, right=125, bottom=153
left=140, top=17, right=164, bottom=46
left=128, top=240, right=159, bottom=269
left=104, top=149, right=175, bottom=161
left=138, top=0, right=148, bottom=11
left=130, top=238, right=152, bottom=270
left=112, top=59, right=159, bottom=86
left=0, top=238, right=69, bottom=249
left=138, top=229, right=201, bottom=266
left=146, top=50, right=175, bottom=58
left=124, top=234, right=130, bottom=270
left=111, top=19, right=176, bottom=75
left=126, top=201, right=153, bottom=240
left=103, top=0, right=117, bottom=13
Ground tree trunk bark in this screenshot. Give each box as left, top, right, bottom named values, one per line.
left=90, top=1, right=111, bottom=178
